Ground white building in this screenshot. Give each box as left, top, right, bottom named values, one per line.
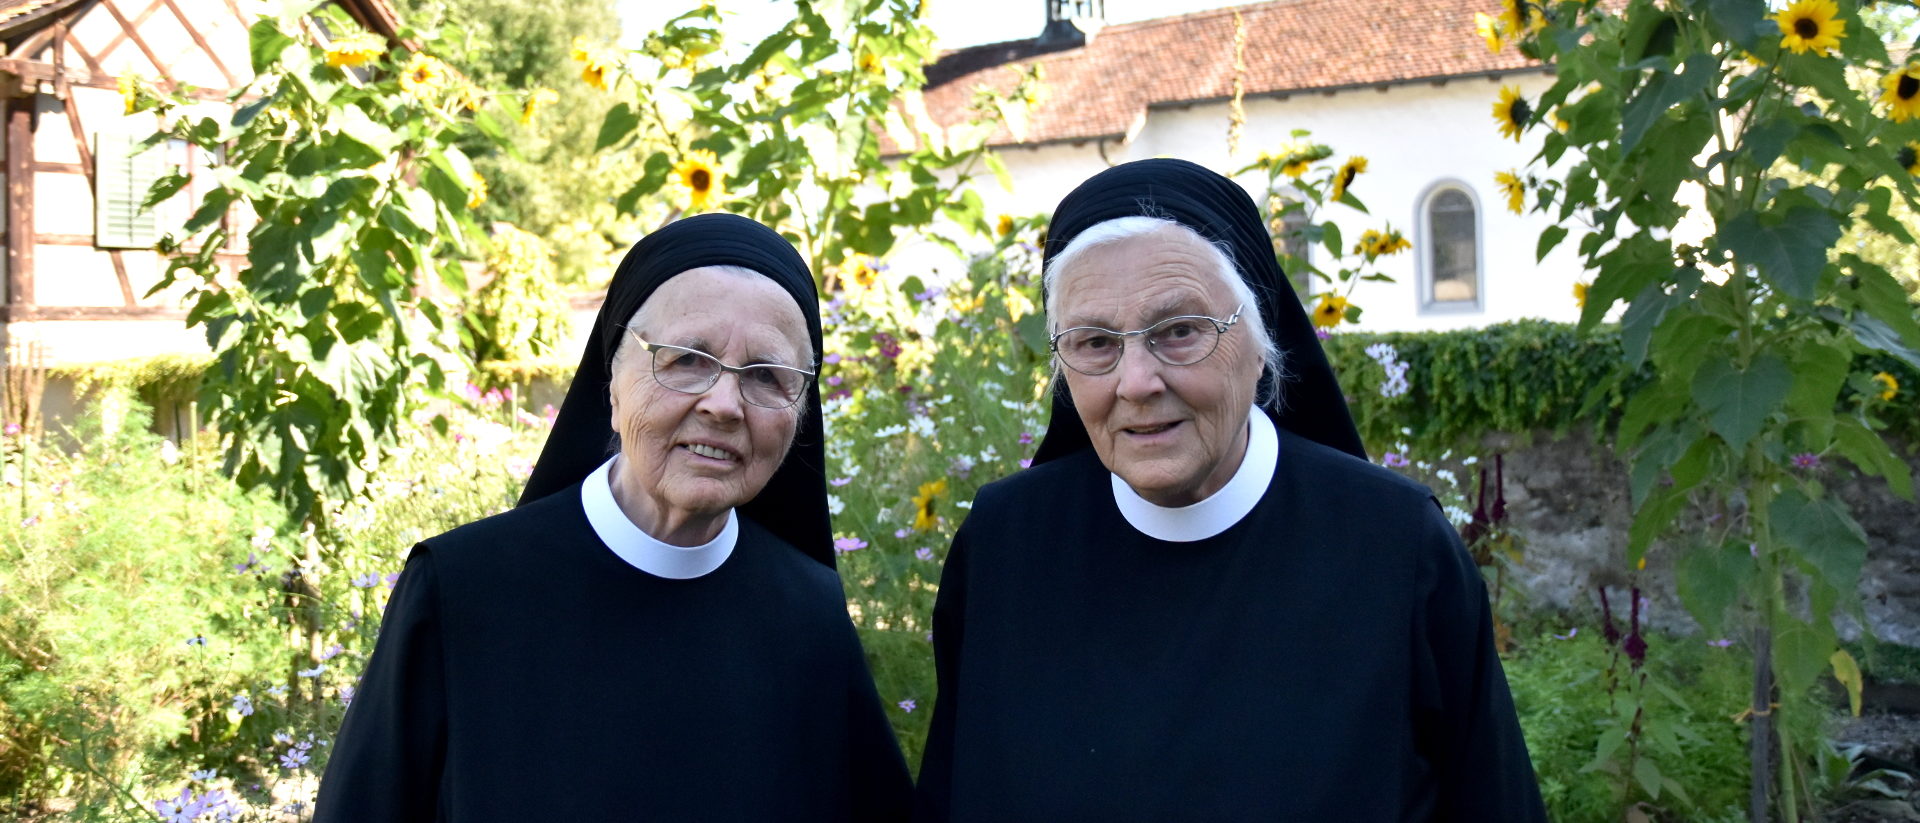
left=910, top=0, right=1586, bottom=332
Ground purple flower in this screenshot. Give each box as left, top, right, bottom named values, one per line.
left=20, top=516, right=36, bottom=528
left=833, top=537, right=868, bottom=553
left=1315, top=328, right=1331, bottom=341
left=265, top=684, right=288, bottom=697
left=916, top=547, right=934, bottom=561
left=281, top=802, right=307, bottom=815
left=1381, top=452, right=1409, bottom=468
left=826, top=376, right=843, bottom=386
left=232, top=694, right=253, bottom=717
left=874, top=332, right=902, bottom=360
left=233, top=554, right=259, bottom=574
left=186, top=636, right=206, bottom=647
left=823, top=352, right=842, bottom=365
left=191, top=770, right=217, bottom=782
left=384, top=571, right=401, bottom=588
left=894, top=528, right=913, bottom=539
left=154, top=786, right=206, bottom=822
left=1598, top=587, right=1621, bottom=647
left=278, top=741, right=314, bottom=770
left=1552, top=628, right=1578, bottom=640
left=297, top=665, right=326, bottom=678
left=318, top=643, right=344, bottom=661
left=1017, top=432, right=1034, bottom=445
left=339, top=685, right=357, bottom=705
left=1791, top=452, right=1821, bottom=469
left=829, top=477, right=852, bottom=487
left=3, top=422, right=20, bottom=436
left=1708, top=638, right=1735, bottom=648
left=1019, top=458, right=1032, bottom=469
left=897, top=699, right=917, bottom=712
left=1624, top=586, right=1647, bottom=669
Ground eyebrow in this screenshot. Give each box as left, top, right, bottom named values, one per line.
left=659, top=335, right=801, bottom=368
left=1059, top=295, right=1212, bottom=330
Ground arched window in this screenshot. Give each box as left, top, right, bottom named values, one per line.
left=1418, top=183, right=1482, bottom=311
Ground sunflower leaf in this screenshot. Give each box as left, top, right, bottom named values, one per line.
left=596, top=103, right=641, bottom=151
left=1717, top=207, right=1840, bottom=301
left=1690, top=354, right=1791, bottom=453
left=1536, top=226, right=1569, bottom=263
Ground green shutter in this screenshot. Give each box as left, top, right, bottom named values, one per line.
left=94, top=132, right=165, bottom=249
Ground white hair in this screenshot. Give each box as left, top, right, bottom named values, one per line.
left=1042, top=215, right=1284, bottom=396
left=614, top=265, right=815, bottom=367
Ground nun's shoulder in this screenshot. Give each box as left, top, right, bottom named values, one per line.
left=969, top=448, right=1108, bottom=515
left=413, top=486, right=587, bottom=568
left=735, top=514, right=845, bottom=599
left=1274, top=426, right=1436, bottom=509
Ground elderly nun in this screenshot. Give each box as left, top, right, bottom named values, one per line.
left=913, top=159, right=1546, bottom=821
left=315, top=213, right=912, bottom=822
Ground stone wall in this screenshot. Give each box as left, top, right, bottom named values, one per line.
left=1481, top=430, right=1920, bottom=647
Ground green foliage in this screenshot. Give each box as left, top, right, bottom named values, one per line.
left=1500, top=0, right=1920, bottom=815
left=1237, top=132, right=1405, bottom=326
left=600, top=0, right=1030, bottom=277
left=465, top=224, right=573, bottom=365
left=146, top=0, right=511, bottom=524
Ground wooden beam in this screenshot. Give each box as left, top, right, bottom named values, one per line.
left=0, top=58, right=232, bottom=99
left=55, top=72, right=92, bottom=183
left=63, top=31, right=104, bottom=80
left=0, top=305, right=186, bottom=321
left=7, top=98, right=35, bottom=307
left=109, top=249, right=136, bottom=305
left=35, top=233, right=96, bottom=246
left=31, top=162, right=86, bottom=174
left=156, top=0, right=241, bottom=88
left=99, top=0, right=176, bottom=87
left=222, top=0, right=253, bottom=31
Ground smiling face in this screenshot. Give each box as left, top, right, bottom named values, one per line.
left=608, top=266, right=812, bottom=543
left=1052, top=224, right=1263, bottom=507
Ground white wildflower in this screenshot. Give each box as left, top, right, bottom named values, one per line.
left=828, top=494, right=846, bottom=515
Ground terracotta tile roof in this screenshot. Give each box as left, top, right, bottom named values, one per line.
left=918, top=0, right=1543, bottom=147
left=0, top=0, right=82, bottom=34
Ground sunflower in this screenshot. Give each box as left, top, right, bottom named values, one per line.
left=1475, top=12, right=1505, bottom=54
left=1900, top=141, right=1920, bottom=176
left=1495, top=170, right=1526, bottom=214
left=671, top=149, right=724, bottom=212
left=1353, top=228, right=1410, bottom=257
left=1331, top=156, right=1367, bottom=201
left=117, top=73, right=139, bottom=115
left=1310, top=294, right=1349, bottom=329
left=1881, top=64, right=1920, bottom=123
left=1774, top=0, right=1846, bottom=56
left=1281, top=159, right=1310, bottom=178
left=1497, top=0, right=1544, bottom=36
left=857, top=51, right=884, bottom=74
left=521, top=87, right=558, bottom=125
left=399, top=54, right=449, bottom=102
left=1573, top=281, right=1589, bottom=309
left=1873, top=371, right=1900, bottom=401
left=911, top=478, right=948, bottom=532
left=456, top=83, right=483, bottom=112
left=324, top=32, right=385, bottom=69
left=848, top=257, right=880, bottom=289
left=996, top=214, right=1015, bottom=237
left=1493, top=85, right=1531, bottom=142
left=572, top=37, right=613, bottom=91
left=463, top=171, right=488, bottom=209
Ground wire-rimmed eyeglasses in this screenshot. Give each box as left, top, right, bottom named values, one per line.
left=626, top=329, right=817, bottom=409
left=1048, top=304, right=1244, bottom=376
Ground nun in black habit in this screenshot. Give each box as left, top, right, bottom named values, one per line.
left=913, top=160, right=1547, bottom=822
left=315, top=213, right=912, bottom=822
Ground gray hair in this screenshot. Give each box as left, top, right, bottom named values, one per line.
left=612, top=265, right=816, bottom=367
left=1042, top=215, right=1283, bottom=395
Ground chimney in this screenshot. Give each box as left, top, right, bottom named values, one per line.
left=1039, top=0, right=1105, bottom=46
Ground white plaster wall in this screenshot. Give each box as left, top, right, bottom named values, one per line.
left=7, top=319, right=209, bottom=367
left=932, top=72, right=1592, bottom=333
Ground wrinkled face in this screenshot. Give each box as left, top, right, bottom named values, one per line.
left=1053, top=225, right=1262, bottom=507
left=609, top=267, right=811, bottom=526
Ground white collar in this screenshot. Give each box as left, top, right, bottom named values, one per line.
left=1111, top=405, right=1279, bottom=543
left=581, top=457, right=737, bottom=579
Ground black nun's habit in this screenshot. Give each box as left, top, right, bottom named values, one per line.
left=315, top=213, right=912, bottom=823
left=912, top=160, right=1547, bottom=821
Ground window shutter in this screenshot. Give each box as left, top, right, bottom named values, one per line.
left=95, top=132, right=165, bottom=249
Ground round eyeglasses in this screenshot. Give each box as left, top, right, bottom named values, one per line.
left=626, top=331, right=816, bottom=409
left=1048, top=305, right=1244, bottom=376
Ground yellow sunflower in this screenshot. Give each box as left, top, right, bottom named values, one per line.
left=465, top=171, right=488, bottom=209
left=1497, top=0, right=1545, bottom=36
left=997, top=214, right=1015, bottom=237
left=1774, top=0, right=1846, bottom=56
left=1493, top=85, right=1531, bottom=142
left=572, top=37, right=614, bottom=91
left=857, top=51, right=884, bottom=74
left=911, top=478, right=948, bottom=532
left=324, top=32, right=385, bottom=69
left=118, top=73, right=139, bottom=115
left=1475, top=12, right=1506, bottom=54
left=521, top=87, right=558, bottom=125
left=1495, top=170, right=1526, bottom=214
left=1311, top=294, right=1350, bottom=329
left=399, top=54, right=449, bottom=102
left=1881, top=64, right=1920, bottom=123
left=848, top=257, right=880, bottom=289
left=1873, top=371, right=1900, bottom=401
left=1331, top=156, right=1368, bottom=201
left=1281, top=159, right=1310, bottom=178
left=1375, top=228, right=1410, bottom=256
left=1900, top=141, right=1920, bottom=176
left=456, top=83, right=483, bottom=112
left=1573, top=281, right=1589, bottom=309
left=672, top=150, right=724, bottom=212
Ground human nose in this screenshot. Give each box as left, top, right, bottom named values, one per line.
left=1112, top=338, right=1165, bottom=402
left=694, top=370, right=747, bottom=421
